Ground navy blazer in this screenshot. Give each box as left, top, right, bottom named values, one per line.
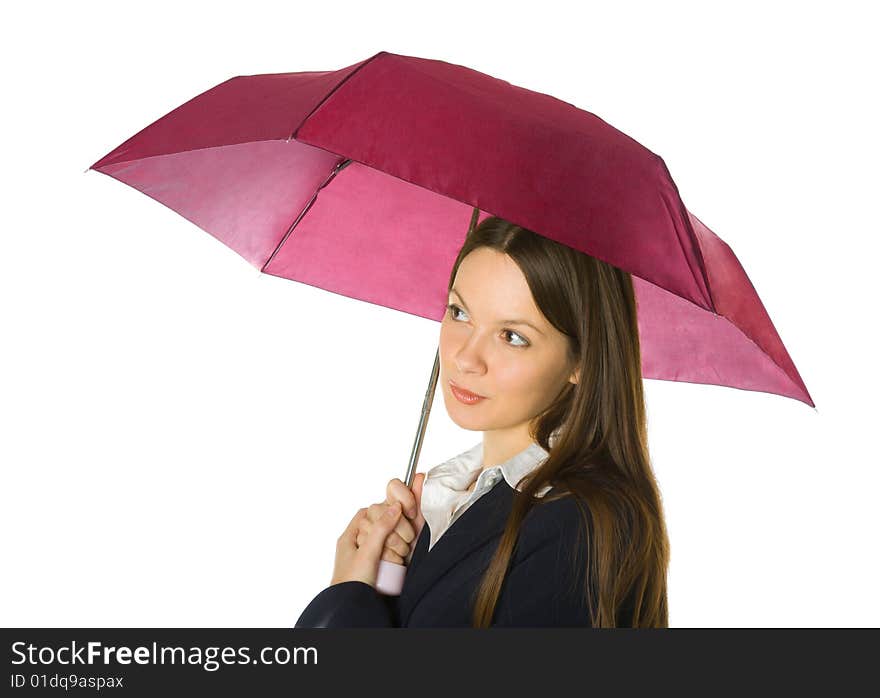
left=295, top=478, right=631, bottom=627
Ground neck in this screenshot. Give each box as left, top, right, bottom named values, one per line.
left=481, top=425, right=535, bottom=470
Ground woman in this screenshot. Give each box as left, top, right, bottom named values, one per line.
left=295, top=215, right=670, bottom=627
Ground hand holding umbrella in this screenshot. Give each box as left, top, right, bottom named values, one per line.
left=351, top=474, right=426, bottom=591
left=384, top=473, right=427, bottom=547
left=331, top=502, right=405, bottom=588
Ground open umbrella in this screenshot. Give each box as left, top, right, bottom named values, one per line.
left=88, top=49, right=814, bottom=594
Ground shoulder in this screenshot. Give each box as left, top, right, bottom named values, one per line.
left=495, top=489, right=594, bottom=625
left=514, top=488, right=591, bottom=558
left=525, top=486, right=590, bottom=528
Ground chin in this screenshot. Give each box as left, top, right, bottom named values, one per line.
left=442, top=390, right=488, bottom=430
left=449, top=416, right=488, bottom=432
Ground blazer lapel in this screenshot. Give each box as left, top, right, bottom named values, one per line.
left=398, top=480, right=515, bottom=624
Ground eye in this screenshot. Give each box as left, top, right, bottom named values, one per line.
left=502, top=330, right=530, bottom=348
left=447, top=304, right=530, bottom=348
left=447, top=303, right=468, bottom=321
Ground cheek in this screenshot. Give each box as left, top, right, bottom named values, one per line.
left=438, top=323, right=462, bottom=385
left=493, top=360, right=541, bottom=394
left=495, top=357, right=561, bottom=404
left=438, top=321, right=454, bottom=358
left=439, top=320, right=467, bottom=356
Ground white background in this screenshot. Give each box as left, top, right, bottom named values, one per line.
left=1, top=0, right=876, bottom=627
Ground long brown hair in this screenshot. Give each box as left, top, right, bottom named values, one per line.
left=449, top=214, right=670, bottom=627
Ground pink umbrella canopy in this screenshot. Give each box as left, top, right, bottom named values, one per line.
left=89, top=50, right=813, bottom=408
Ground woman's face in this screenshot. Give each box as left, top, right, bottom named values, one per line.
left=439, top=247, right=578, bottom=436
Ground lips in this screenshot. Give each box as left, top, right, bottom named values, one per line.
left=449, top=379, right=486, bottom=402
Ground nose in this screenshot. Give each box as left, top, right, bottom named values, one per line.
left=453, top=332, right=488, bottom=375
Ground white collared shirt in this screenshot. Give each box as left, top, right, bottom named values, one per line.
left=420, top=439, right=554, bottom=552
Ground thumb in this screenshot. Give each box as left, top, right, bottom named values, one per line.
left=412, top=472, right=425, bottom=508
left=361, top=502, right=402, bottom=559
left=411, top=473, right=426, bottom=531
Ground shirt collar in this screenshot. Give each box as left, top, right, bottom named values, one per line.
left=420, top=431, right=561, bottom=550
left=425, top=435, right=556, bottom=497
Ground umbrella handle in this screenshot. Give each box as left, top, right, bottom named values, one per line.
left=377, top=344, right=442, bottom=596
left=375, top=559, right=407, bottom=596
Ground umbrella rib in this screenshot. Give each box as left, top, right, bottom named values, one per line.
left=713, top=312, right=814, bottom=407
left=260, top=158, right=352, bottom=273
left=286, top=50, right=387, bottom=142
left=654, top=156, right=717, bottom=314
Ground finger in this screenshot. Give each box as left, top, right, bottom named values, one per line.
left=356, top=517, right=391, bottom=549
left=412, top=473, right=425, bottom=511
left=366, top=502, right=414, bottom=542
left=355, top=524, right=405, bottom=554
left=367, top=502, right=386, bottom=523
left=386, top=478, right=418, bottom=519
left=381, top=548, right=404, bottom=564
left=411, top=473, right=427, bottom=531
left=338, top=508, right=368, bottom=548
left=384, top=531, right=410, bottom=558
left=360, top=502, right=402, bottom=559
left=394, top=516, right=415, bottom=544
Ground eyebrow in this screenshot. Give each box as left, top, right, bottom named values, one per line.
left=449, top=287, right=545, bottom=336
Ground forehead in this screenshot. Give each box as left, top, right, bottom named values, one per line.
left=452, top=248, right=540, bottom=317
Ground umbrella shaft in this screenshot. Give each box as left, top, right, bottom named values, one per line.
left=404, top=347, right=440, bottom=487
